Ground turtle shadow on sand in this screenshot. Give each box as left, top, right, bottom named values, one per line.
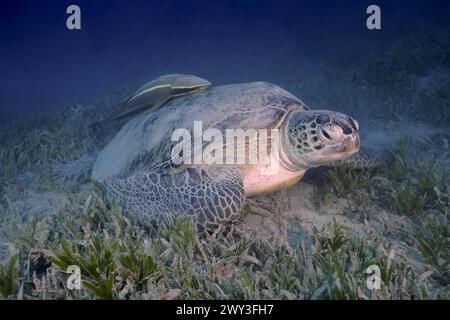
left=242, top=167, right=350, bottom=249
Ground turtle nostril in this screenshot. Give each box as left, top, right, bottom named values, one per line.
left=345, top=116, right=359, bottom=133
left=337, top=120, right=353, bottom=135
left=353, top=119, right=359, bottom=131
left=342, top=126, right=353, bottom=135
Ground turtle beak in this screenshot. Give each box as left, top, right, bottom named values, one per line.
left=331, top=114, right=360, bottom=155
left=343, top=134, right=360, bottom=154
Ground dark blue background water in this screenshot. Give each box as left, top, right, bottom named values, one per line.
left=0, top=0, right=448, bottom=117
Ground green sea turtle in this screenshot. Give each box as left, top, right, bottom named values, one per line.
left=85, top=79, right=391, bottom=230
left=92, top=74, right=211, bottom=127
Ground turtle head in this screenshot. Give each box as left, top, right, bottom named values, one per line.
left=280, top=110, right=360, bottom=170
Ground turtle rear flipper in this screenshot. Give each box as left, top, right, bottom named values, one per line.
left=103, top=168, right=245, bottom=230
left=53, top=154, right=98, bottom=182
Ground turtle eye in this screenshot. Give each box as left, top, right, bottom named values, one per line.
left=321, top=130, right=332, bottom=140
left=353, top=119, right=359, bottom=131
left=318, top=128, right=333, bottom=143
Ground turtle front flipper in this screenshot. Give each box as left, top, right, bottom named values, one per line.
left=103, top=168, right=245, bottom=230
left=329, top=147, right=394, bottom=169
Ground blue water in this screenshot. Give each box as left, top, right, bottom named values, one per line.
left=0, top=0, right=448, bottom=118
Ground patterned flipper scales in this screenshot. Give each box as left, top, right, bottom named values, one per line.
left=330, top=147, right=394, bottom=169
left=103, top=168, right=246, bottom=229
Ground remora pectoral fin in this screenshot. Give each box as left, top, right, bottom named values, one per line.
left=104, top=86, right=173, bottom=124
left=103, top=168, right=246, bottom=229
